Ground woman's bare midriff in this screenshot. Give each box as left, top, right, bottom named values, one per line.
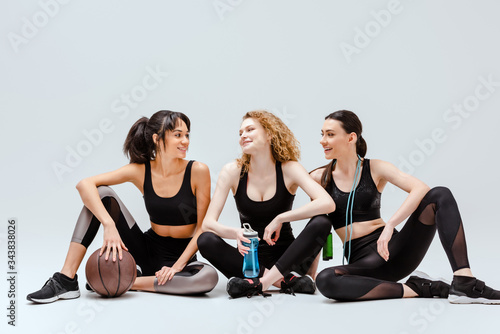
left=151, top=222, right=197, bottom=239
left=336, top=218, right=386, bottom=244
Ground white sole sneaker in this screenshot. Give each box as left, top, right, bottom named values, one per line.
left=411, top=270, right=450, bottom=284
left=448, top=276, right=500, bottom=304
left=28, top=289, right=80, bottom=304
left=448, top=294, right=500, bottom=304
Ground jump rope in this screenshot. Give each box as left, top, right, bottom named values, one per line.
left=331, top=154, right=362, bottom=265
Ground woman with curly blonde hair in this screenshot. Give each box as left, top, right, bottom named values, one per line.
left=237, top=110, right=301, bottom=174
left=198, top=110, right=335, bottom=298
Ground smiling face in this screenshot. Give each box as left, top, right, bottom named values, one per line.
left=154, top=119, right=190, bottom=159
left=320, top=119, right=356, bottom=160
left=239, top=117, right=270, bottom=155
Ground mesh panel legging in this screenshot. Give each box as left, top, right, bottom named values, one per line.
left=197, top=215, right=331, bottom=278
left=316, top=186, right=470, bottom=301
left=70, top=185, right=218, bottom=295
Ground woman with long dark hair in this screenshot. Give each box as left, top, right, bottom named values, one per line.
left=27, top=110, right=218, bottom=303
left=198, top=110, right=335, bottom=298
left=313, top=110, right=500, bottom=304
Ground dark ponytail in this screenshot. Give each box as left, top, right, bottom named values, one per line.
left=356, top=135, right=367, bottom=158
left=319, top=110, right=367, bottom=188
left=123, top=117, right=152, bottom=164
left=123, top=110, right=191, bottom=164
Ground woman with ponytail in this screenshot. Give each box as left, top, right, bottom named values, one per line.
left=27, top=110, right=218, bottom=303
left=313, top=110, right=500, bottom=304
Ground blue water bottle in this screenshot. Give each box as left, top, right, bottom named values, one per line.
left=242, top=223, right=260, bottom=278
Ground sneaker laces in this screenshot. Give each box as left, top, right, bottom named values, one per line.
left=227, top=278, right=271, bottom=299
left=43, top=277, right=64, bottom=295
left=280, top=273, right=300, bottom=296
left=246, top=279, right=271, bottom=298
left=279, top=281, right=296, bottom=296
left=246, top=289, right=271, bottom=298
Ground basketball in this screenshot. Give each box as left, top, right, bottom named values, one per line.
left=85, top=248, right=137, bottom=297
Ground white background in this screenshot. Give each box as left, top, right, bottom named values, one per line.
left=1, top=0, right=500, bottom=333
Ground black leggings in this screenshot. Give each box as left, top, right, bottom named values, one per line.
left=197, top=215, right=331, bottom=279
left=70, top=186, right=218, bottom=294
left=316, top=186, right=470, bottom=301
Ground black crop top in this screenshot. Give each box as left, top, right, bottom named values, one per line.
left=143, top=160, right=197, bottom=226
left=326, top=159, right=381, bottom=230
left=234, top=161, right=295, bottom=244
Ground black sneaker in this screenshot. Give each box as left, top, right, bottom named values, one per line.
left=448, top=276, right=500, bottom=304
left=405, top=271, right=450, bottom=298
left=226, top=277, right=271, bottom=299
left=27, top=273, right=80, bottom=304
left=85, top=282, right=94, bottom=292
left=280, top=272, right=316, bottom=295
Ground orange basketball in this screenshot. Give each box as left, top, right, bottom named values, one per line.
left=85, top=248, right=137, bottom=297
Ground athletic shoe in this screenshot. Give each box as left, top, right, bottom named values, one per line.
left=405, top=271, right=450, bottom=298
left=448, top=276, right=500, bottom=304
left=27, top=272, right=80, bottom=304
left=280, top=272, right=316, bottom=295
left=226, top=277, right=271, bottom=299
left=85, top=282, right=94, bottom=292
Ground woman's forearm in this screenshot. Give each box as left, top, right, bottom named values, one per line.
left=386, top=185, right=430, bottom=228
left=276, top=196, right=335, bottom=224
left=202, top=218, right=240, bottom=239
left=76, top=179, right=114, bottom=227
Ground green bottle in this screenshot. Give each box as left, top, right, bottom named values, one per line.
left=323, top=233, right=333, bottom=261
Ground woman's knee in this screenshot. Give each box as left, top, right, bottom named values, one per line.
left=197, top=231, right=219, bottom=254
left=306, top=215, right=332, bottom=236
left=427, top=186, right=455, bottom=205
left=198, top=264, right=219, bottom=290
left=316, top=267, right=338, bottom=288
left=188, top=262, right=219, bottom=293
left=97, top=185, right=117, bottom=199
left=316, top=267, right=343, bottom=299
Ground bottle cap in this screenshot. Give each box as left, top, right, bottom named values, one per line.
left=242, top=223, right=258, bottom=238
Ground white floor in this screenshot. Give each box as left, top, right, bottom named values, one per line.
left=8, top=250, right=500, bottom=334
left=21, top=284, right=499, bottom=334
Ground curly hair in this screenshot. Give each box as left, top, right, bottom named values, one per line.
left=237, top=110, right=301, bottom=174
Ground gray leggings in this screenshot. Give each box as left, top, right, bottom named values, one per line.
left=71, top=185, right=219, bottom=295
left=153, top=261, right=219, bottom=295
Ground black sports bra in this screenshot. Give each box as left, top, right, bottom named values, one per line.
left=326, top=159, right=381, bottom=230
left=234, top=161, right=295, bottom=243
left=143, top=160, right=197, bottom=226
